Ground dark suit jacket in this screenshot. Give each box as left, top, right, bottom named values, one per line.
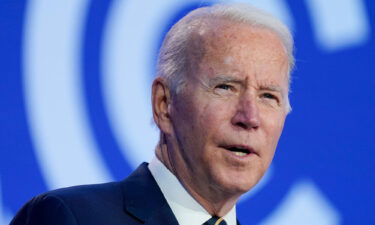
left=10, top=163, right=241, bottom=225
left=10, top=163, right=180, bottom=225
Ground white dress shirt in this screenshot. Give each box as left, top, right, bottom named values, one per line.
left=148, top=157, right=237, bottom=225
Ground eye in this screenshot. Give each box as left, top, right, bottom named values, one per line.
left=261, top=92, right=279, bottom=102
left=213, top=83, right=236, bottom=96
left=215, top=84, right=233, bottom=90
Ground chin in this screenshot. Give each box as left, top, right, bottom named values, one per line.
left=233, top=180, right=259, bottom=194
left=215, top=172, right=263, bottom=196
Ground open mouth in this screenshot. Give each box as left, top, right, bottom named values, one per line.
left=221, top=145, right=253, bottom=157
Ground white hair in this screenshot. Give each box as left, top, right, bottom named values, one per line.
left=156, top=3, right=294, bottom=111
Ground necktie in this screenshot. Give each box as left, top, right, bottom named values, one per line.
left=203, top=216, right=227, bottom=225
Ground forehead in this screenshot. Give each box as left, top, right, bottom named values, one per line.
left=190, top=20, right=289, bottom=85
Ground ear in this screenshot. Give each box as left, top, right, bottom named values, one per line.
left=152, top=77, right=173, bottom=134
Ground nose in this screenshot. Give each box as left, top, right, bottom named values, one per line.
left=231, top=93, right=260, bottom=130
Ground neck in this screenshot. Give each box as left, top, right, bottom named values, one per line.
left=155, top=142, right=239, bottom=217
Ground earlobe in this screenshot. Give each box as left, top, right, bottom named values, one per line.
left=152, top=77, right=173, bottom=134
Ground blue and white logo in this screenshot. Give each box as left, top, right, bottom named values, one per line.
left=1, top=0, right=374, bottom=224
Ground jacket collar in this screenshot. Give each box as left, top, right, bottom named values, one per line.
left=120, top=163, right=179, bottom=225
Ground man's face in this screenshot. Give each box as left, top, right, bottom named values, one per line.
left=167, top=23, right=289, bottom=199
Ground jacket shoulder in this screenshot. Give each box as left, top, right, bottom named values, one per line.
left=44, top=181, right=123, bottom=205
left=10, top=163, right=173, bottom=225
left=10, top=181, right=129, bottom=225
left=10, top=191, right=79, bottom=225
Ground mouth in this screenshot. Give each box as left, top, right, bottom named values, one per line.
left=220, top=145, right=256, bottom=157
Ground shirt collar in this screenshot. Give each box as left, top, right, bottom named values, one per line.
left=148, top=157, right=237, bottom=225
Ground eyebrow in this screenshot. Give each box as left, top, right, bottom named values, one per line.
left=208, top=75, right=244, bottom=86
left=259, top=85, right=283, bottom=93
left=259, top=85, right=286, bottom=98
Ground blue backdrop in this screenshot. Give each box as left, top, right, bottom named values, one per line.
left=1, top=0, right=374, bottom=224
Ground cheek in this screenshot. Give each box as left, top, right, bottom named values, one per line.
left=259, top=109, right=285, bottom=139
left=263, top=115, right=286, bottom=159
left=187, top=102, right=233, bottom=162
left=198, top=100, right=234, bottom=133
left=173, top=89, right=237, bottom=146
left=172, top=96, right=212, bottom=145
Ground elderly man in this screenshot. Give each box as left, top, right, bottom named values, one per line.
left=11, top=3, right=293, bottom=225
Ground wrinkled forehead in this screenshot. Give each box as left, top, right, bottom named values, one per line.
left=200, top=20, right=287, bottom=61
left=186, top=20, right=289, bottom=80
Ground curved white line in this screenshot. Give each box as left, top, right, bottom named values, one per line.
left=102, top=0, right=189, bottom=168
left=233, top=0, right=294, bottom=28
left=305, top=0, right=369, bottom=51
left=259, top=180, right=341, bottom=225
left=23, top=0, right=112, bottom=189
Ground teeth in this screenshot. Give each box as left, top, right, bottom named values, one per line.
left=234, top=152, right=247, bottom=156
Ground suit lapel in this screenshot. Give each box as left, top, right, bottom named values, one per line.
left=120, top=163, right=179, bottom=225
